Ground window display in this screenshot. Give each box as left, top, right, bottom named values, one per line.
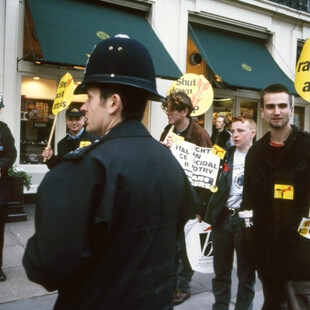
left=20, top=97, right=54, bottom=164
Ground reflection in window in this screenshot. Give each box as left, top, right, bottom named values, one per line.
left=294, top=106, right=305, bottom=131
left=212, top=98, right=233, bottom=132
left=240, top=100, right=258, bottom=122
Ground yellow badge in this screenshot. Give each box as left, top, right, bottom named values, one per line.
left=298, top=217, right=310, bottom=239
left=170, top=132, right=185, bottom=145
left=210, top=185, right=218, bottom=193
left=274, top=184, right=294, bottom=200
left=211, top=144, right=226, bottom=160
left=79, top=141, right=91, bottom=148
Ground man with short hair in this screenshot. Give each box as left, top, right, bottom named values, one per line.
left=211, top=115, right=232, bottom=149
left=205, top=116, right=256, bottom=310
left=160, top=91, right=212, bottom=305
left=42, top=107, right=99, bottom=169
left=0, top=96, right=17, bottom=282
left=241, top=83, right=310, bottom=309
left=23, top=36, right=200, bottom=310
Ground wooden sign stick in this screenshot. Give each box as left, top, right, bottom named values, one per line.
left=43, top=114, right=58, bottom=162
left=163, top=125, right=175, bottom=144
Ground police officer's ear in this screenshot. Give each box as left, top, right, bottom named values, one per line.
left=107, top=93, right=122, bottom=115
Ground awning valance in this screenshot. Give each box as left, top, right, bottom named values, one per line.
left=189, top=23, right=296, bottom=94
left=27, top=0, right=182, bottom=80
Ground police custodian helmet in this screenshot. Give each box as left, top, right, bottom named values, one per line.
left=74, top=35, right=165, bottom=102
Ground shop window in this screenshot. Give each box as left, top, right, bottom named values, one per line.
left=20, top=97, right=54, bottom=164
left=212, top=98, right=233, bottom=133
left=240, top=99, right=258, bottom=122
left=20, top=76, right=86, bottom=164
left=294, top=106, right=305, bottom=131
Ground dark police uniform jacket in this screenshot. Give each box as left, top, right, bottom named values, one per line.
left=46, top=129, right=99, bottom=169
left=0, top=121, right=17, bottom=205
left=241, top=125, right=310, bottom=280
left=23, top=120, right=200, bottom=310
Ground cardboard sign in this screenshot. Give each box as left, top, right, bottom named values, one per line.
left=170, top=140, right=220, bottom=189
left=168, top=73, right=213, bottom=116
left=52, top=73, right=75, bottom=115
left=295, top=37, right=310, bottom=102
left=184, top=219, right=214, bottom=274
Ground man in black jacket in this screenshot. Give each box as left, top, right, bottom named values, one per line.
left=211, top=115, right=232, bottom=149
left=23, top=36, right=200, bottom=310
left=42, top=107, right=99, bottom=169
left=205, top=116, right=256, bottom=310
left=241, top=83, right=310, bottom=309
left=0, top=97, right=17, bottom=281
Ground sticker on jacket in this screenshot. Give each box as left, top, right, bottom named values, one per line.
left=79, top=141, right=92, bottom=148
left=298, top=217, right=310, bottom=239
left=274, top=184, right=294, bottom=200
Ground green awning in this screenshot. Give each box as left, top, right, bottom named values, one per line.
left=189, top=23, right=296, bottom=94
left=27, top=0, right=182, bottom=79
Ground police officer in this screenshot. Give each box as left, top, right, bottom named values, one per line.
left=23, top=35, right=200, bottom=310
left=0, top=95, right=17, bottom=281
left=42, top=107, right=99, bottom=169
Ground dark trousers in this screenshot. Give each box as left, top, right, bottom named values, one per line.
left=259, top=276, right=310, bottom=310
left=212, top=211, right=255, bottom=310
left=174, top=231, right=194, bottom=292
left=0, top=204, right=8, bottom=270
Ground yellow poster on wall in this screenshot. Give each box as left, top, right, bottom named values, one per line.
left=295, top=38, right=310, bottom=102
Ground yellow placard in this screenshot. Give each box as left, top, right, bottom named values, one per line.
left=167, top=73, right=214, bottom=116
left=170, top=132, right=185, bottom=145
left=79, top=141, right=92, bottom=148
left=295, top=37, right=310, bottom=102
left=211, top=144, right=226, bottom=160
left=274, top=184, right=294, bottom=200
left=52, top=73, right=75, bottom=115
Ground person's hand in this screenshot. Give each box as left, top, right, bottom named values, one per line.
left=160, top=136, right=173, bottom=149
left=42, top=147, right=53, bottom=160
left=196, top=214, right=202, bottom=223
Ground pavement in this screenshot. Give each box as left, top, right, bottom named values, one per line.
left=0, top=205, right=264, bottom=309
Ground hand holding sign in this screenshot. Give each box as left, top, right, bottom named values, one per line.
left=43, top=73, right=75, bottom=162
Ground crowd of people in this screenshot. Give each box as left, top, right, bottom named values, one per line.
left=0, top=36, right=309, bottom=310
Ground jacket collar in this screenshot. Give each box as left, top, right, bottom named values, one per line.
left=261, top=125, right=298, bottom=150
left=102, top=119, right=151, bottom=141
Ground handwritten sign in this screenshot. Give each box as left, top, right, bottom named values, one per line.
left=52, top=73, right=75, bottom=115
left=295, top=37, right=310, bottom=102
left=170, top=140, right=220, bottom=189
left=168, top=73, right=214, bottom=116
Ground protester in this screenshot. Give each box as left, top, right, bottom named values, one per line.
left=205, top=116, right=256, bottom=310
left=160, top=91, right=212, bottom=305
left=211, top=115, right=233, bottom=149
left=23, top=36, right=200, bottom=310
left=241, top=83, right=310, bottom=309
left=42, top=107, right=99, bottom=169
left=0, top=96, right=17, bottom=282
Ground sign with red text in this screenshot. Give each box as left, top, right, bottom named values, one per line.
left=168, top=73, right=214, bottom=116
